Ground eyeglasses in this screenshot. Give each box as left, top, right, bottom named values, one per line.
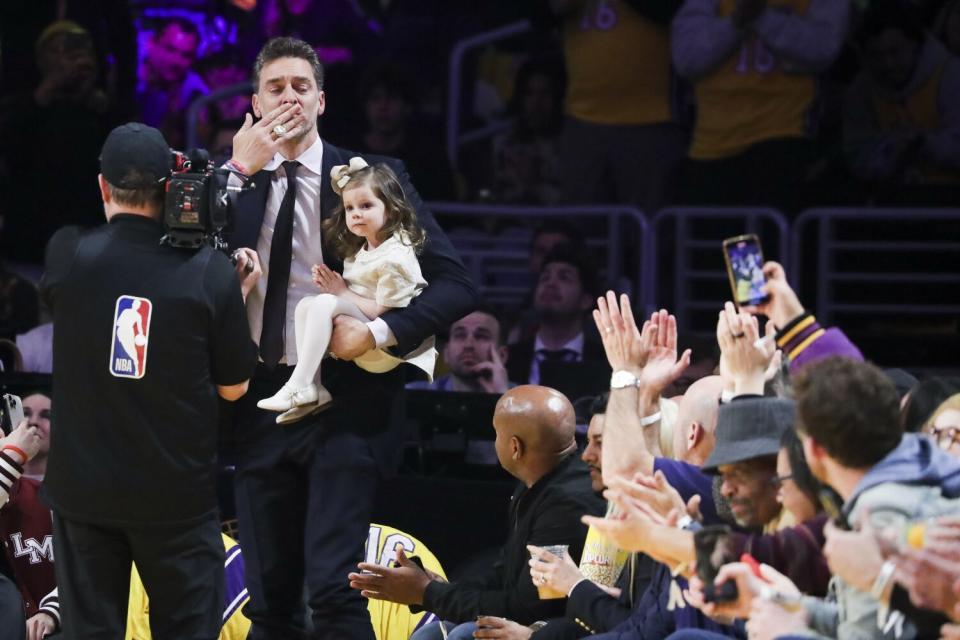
left=769, top=474, right=794, bottom=488
left=930, top=426, right=960, bottom=451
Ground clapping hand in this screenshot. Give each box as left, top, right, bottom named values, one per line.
left=717, top=302, right=776, bottom=396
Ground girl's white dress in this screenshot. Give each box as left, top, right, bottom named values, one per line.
left=344, top=232, right=436, bottom=379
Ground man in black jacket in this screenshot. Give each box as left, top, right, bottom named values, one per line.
left=349, top=385, right=605, bottom=639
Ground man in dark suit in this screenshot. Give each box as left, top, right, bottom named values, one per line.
left=224, top=37, right=478, bottom=639
left=506, top=245, right=610, bottom=405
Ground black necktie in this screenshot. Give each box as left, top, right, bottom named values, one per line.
left=538, top=348, right=578, bottom=363
left=260, top=161, right=300, bottom=368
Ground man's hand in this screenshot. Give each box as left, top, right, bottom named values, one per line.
left=230, top=104, right=309, bottom=175
left=741, top=261, right=805, bottom=330
left=581, top=505, right=656, bottom=554
left=474, top=616, right=533, bottom=639
left=312, top=264, right=347, bottom=296
left=348, top=548, right=431, bottom=605
left=468, top=345, right=510, bottom=394
left=895, top=548, right=960, bottom=617
left=942, top=623, right=960, bottom=639
left=606, top=471, right=686, bottom=522
left=593, top=291, right=654, bottom=374
left=746, top=598, right=807, bottom=640
left=329, top=316, right=376, bottom=360
left=527, top=545, right=584, bottom=596
left=685, top=562, right=797, bottom=621
left=823, top=520, right=884, bottom=593
left=1, top=421, right=41, bottom=464
left=25, top=611, right=56, bottom=640
left=232, top=248, right=262, bottom=302
left=637, top=309, right=691, bottom=396
left=716, top=303, right=776, bottom=396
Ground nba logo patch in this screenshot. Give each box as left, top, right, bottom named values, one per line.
left=109, top=295, right=153, bottom=379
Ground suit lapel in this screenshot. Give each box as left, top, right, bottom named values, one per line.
left=229, top=169, right=272, bottom=250
left=320, top=140, right=346, bottom=271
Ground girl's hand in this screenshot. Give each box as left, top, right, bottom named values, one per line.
left=313, top=264, right=347, bottom=295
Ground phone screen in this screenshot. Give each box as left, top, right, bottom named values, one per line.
left=723, top=235, right=768, bottom=307
left=693, top=525, right=739, bottom=603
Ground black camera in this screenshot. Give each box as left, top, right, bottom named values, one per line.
left=0, top=393, right=25, bottom=438
left=162, top=149, right=247, bottom=252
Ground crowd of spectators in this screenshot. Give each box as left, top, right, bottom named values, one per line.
left=1, top=1, right=959, bottom=639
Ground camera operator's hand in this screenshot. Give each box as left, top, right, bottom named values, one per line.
left=1, top=421, right=42, bottom=464
left=741, top=262, right=805, bottom=330
left=232, top=248, right=262, bottom=302
left=231, top=104, right=309, bottom=175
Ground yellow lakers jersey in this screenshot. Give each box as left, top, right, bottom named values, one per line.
left=690, top=0, right=815, bottom=160
left=564, top=0, right=674, bottom=125
left=126, top=527, right=446, bottom=640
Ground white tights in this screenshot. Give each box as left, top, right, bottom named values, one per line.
left=286, top=293, right=371, bottom=390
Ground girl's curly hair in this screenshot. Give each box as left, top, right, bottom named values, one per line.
left=322, top=162, right=426, bottom=260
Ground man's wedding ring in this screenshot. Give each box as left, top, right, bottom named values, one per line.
left=273, top=124, right=287, bottom=136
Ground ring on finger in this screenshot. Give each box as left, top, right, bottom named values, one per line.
left=731, top=332, right=746, bottom=339
left=273, top=123, right=288, bottom=136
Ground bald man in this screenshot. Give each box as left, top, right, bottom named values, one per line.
left=349, top=386, right=605, bottom=639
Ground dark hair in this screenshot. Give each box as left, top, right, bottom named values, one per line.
left=590, top=392, right=609, bottom=417
left=158, top=17, right=200, bottom=41
left=531, top=220, right=583, bottom=249
left=322, top=162, right=425, bottom=260
left=794, top=358, right=902, bottom=469
left=855, top=0, right=926, bottom=46
left=508, top=57, right=565, bottom=137
left=902, top=377, right=960, bottom=433
left=540, top=244, right=600, bottom=299
left=106, top=170, right=165, bottom=209
left=780, top=428, right=822, bottom=510
left=253, top=37, right=324, bottom=91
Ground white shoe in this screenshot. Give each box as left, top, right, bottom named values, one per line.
left=257, top=383, right=320, bottom=412
left=276, top=387, right=333, bottom=424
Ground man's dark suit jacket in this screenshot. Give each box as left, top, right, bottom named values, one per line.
left=507, top=334, right=611, bottom=402
left=228, top=140, right=479, bottom=470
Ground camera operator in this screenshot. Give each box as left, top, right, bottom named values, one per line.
left=38, top=122, right=260, bottom=640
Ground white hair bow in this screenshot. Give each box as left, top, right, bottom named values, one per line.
left=330, top=156, right=370, bottom=194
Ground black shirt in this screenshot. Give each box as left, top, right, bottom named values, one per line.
left=40, top=214, right=256, bottom=525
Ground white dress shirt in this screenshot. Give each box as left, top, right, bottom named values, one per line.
left=243, top=138, right=394, bottom=365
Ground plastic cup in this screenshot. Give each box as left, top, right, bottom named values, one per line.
left=531, top=544, right=569, bottom=599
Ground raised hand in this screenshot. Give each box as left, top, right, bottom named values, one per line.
left=638, top=309, right=691, bottom=396
left=741, top=261, right=805, bottom=330
left=717, top=302, right=776, bottom=396
left=230, top=103, right=309, bottom=175
left=593, top=291, right=652, bottom=374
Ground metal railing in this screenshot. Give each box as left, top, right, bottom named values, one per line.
left=445, top=20, right=532, bottom=171
left=651, top=207, right=790, bottom=332
left=790, top=208, right=960, bottom=326
left=426, top=202, right=649, bottom=310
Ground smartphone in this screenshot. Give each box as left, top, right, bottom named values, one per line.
left=0, top=394, right=24, bottom=437
left=722, top=234, right=770, bottom=308
left=819, top=487, right=851, bottom=531
left=693, top=525, right=739, bottom=603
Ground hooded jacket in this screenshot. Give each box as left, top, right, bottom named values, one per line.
left=802, top=434, right=960, bottom=640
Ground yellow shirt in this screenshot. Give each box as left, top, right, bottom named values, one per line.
left=126, top=527, right=446, bottom=640
left=564, top=0, right=674, bottom=125
left=690, top=0, right=814, bottom=160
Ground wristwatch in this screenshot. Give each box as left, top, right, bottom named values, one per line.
left=610, top=370, right=641, bottom=390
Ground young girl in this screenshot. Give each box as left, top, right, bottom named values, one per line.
left=258, top=156, right=436, bottom=422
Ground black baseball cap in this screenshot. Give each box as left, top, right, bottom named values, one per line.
left=100, top=123, right=172, bottom=189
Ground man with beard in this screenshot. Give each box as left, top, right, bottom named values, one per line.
left=408, top=308, right=514, bottom=393
left=507, top=246, right=608, bottom=401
